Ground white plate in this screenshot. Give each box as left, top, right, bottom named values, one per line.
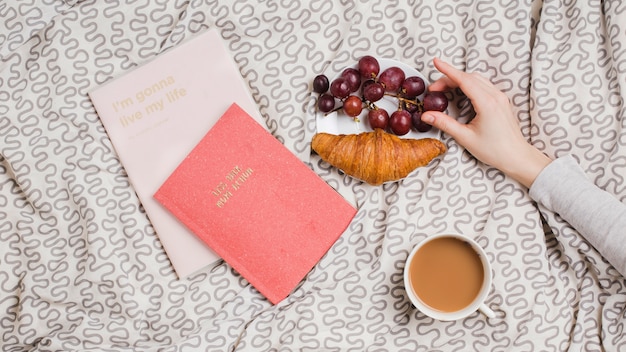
left=315, top=58, right=440, bottom=140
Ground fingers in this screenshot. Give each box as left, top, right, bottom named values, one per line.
left=428, top=58, right=505, bottom=110
left=432, top=58, right=493, bottom=88
left=432, top=58, right=465, bottom=86
left=421, top=111, right=470, bottom=144
left=427, top=76, right=457, bottom=92
left=427, top=58, right=462, bottom=92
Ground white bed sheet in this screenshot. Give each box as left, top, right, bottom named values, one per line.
left=1, top=1, right=625, bottom=350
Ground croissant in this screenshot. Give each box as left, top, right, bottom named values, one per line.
left=311, top=129, right=446, bottom=185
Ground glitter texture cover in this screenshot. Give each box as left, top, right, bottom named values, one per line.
left=154, top=103, right=356, bottom=304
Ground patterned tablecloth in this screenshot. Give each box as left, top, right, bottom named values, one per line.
left=1, top=1, right=625, bottom=351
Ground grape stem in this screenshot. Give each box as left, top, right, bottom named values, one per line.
left=383, top=93, right=421, bottom=105
left=324, top=106, right=344, bottom=115
left=383, top=93, right=424, bottom=112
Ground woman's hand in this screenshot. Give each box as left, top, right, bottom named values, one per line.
left=421, top=58, right=551, bottom=188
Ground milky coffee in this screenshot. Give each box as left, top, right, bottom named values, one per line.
left=407, top=236, right=484, bottom=312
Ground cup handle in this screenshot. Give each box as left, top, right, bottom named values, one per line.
left=479, top=303, right=496, bottom=319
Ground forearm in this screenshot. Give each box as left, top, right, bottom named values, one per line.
left=529, top=156, right=626, bottom=277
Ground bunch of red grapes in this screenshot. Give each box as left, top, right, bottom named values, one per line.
left=313, top=56, right=448, bottom=136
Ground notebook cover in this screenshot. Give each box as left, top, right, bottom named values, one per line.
left=154, top=103, right=356, bottom=304
left=88, top=29, right=262, bottom=278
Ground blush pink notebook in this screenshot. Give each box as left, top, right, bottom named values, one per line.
left=154, top=103, right=357, bottom=304
left=88, top=29, right=262, bottom=278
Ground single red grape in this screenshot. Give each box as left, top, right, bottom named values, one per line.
left=317, top=93, right=336, bottom=113
left=401, top=76, right=425, bottom=98
left=389, top=110, right=412, bottom=135
left=411, top=111, right=432, bottom=132
left=362, top=81, right=385, bottom=103
left=361, top=79, right=375, bottom=93
left=313, top=74, right=329, bottom=94
left=341, top=68, right=362, bottom=93
left=367, top=108, right=389, bottom=130
left=358, top=55, right=380, bottom=79
left=378, top=66, right=406, bottom=93
left=423, top=92, right=448, bottom=112
left=330, top=77, right=351, bottom=99
left=343, top=95, right=363, bottom=117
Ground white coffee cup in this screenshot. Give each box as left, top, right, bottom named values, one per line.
left=404, top=233, right=496, bottom=321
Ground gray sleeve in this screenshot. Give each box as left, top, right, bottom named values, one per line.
left=529, top=155, right=626, bottom=277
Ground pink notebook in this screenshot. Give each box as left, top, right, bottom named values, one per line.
left=88, top=29, right=262, bottom=278
left=154, top=103, right=357, bottom=304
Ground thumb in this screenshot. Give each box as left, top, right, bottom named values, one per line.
left=421, top=111, right=468, bottom=141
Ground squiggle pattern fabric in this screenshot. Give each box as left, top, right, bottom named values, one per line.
left=1, top=0, right=625, bottom=351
